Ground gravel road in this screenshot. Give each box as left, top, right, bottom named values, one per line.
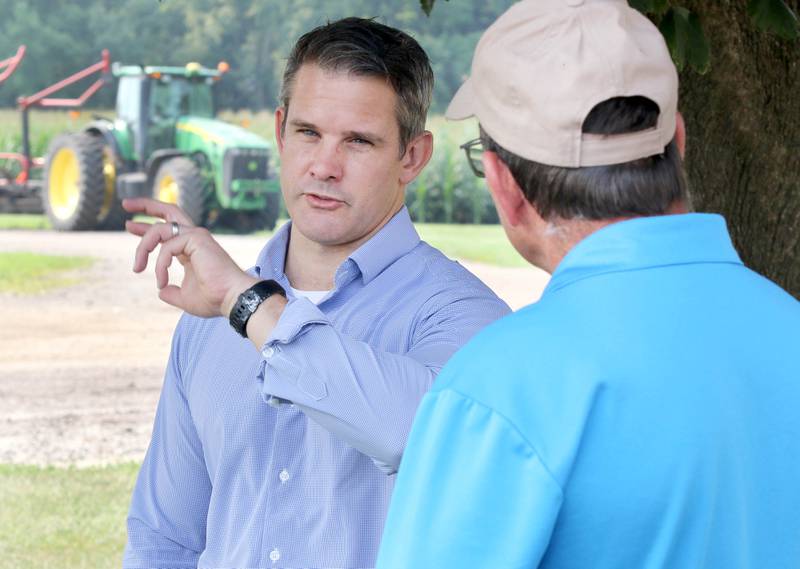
left=0, top=227, right=549, bottom=466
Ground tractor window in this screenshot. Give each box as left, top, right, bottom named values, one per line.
left=186, top=79, right=214, bottom=117
left=149, top=79, right=173, bottom=120
left=117, top=77, right=142, bottom=124
left=149, top=77, right=214, bottom=120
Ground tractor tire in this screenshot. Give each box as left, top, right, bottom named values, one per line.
left=43, top=133, right=107, bottom=231
left=153, top=157, right=206, bottom=226
left=92, top=135, right=130, bottom=231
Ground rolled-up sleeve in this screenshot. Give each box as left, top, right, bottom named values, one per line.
left=259, top=293, right=508, bottom=473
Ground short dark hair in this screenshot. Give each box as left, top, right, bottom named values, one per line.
left=280, top=17, right=433, bottom=154
left=481, top=96, right=690, bottom=221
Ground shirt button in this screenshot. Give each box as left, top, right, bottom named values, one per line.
left=279, top=469, right=290, bottom=483
left=262, top=346, right=275, bottom=358
left=269, top=548, right=280, bottom=562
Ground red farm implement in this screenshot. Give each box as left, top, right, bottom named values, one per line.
left=0, top=46, right=111, bottom=217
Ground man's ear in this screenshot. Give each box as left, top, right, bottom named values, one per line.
left=483, top=151, right=526, bottom=227
left=274, top=107, right=287, bottom=153
left=399, top=131, right=434, bottom=185
left=675, top=111, right=686, bottom=159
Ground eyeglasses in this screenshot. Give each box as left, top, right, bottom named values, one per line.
left=459, top=138, right=485, bottom=178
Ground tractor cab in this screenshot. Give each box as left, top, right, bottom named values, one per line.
left=113, top=62, right=218, bottom=166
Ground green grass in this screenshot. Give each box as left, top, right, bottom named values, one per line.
left=0, top=214, right=52, bottom=230
left=0, top=252, right=95, bottom=293
left=416, top=222, right=526, bottom=267
left=0, top=463, right=138, bottom=569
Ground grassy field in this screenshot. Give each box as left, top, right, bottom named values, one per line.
left=0, top=463, right=138, bottom=569
left=0, top=214, right=51, bottom=230
left=417, top=222, right=525, bottom=267
left=0, top=251, right=94, bottom=293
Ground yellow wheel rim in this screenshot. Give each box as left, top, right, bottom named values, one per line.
left=157, top=174, right=179, bottom=204
left=49, top=148, right=80, bottom=220
left=99, top=147, right=116, bottom=219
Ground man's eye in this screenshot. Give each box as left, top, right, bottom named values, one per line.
left=351, top=138, right=373, bottom=146
left=299, top=129, right=318, bottom=137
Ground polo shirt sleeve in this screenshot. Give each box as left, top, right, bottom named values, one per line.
left=377, top=389, right=563, bottom=569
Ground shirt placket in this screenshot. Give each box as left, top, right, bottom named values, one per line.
left=256, top=255, right=362, bottom=567
left=259, top=403, right=307, bottom=567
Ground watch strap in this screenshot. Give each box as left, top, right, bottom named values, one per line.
left=229, top=279, right=286, bottom=338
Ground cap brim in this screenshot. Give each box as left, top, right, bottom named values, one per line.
left=445, top=77, right=477, bottom=121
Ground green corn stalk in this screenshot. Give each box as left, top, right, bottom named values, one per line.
left=442, top=143, right=456, bottom=224
left=471, top=174, right=485, bottom=224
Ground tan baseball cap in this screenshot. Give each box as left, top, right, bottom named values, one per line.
left=446, top=0, right=678, bottom=168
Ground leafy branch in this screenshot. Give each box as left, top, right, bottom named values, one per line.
left=632, top=0, right=797, bottom=73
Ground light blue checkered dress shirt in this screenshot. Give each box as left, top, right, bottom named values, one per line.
left=123, top=207, right=510, bottom=569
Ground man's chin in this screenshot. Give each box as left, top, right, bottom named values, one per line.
left=292, top=218, right=355, bottom=248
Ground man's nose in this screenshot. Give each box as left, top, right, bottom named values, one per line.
left=309, top=142, right=343, bottom=181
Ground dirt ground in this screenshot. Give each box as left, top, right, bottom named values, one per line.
left=0, top=228, right=549, bottom=467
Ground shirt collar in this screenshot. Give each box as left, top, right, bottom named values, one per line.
left=254, top=206, right=421, bottom=285
left=544, top=213, right=743, bottom=296
left=349, top=206, right=421, bottom=284
left=254, top=220, right=292, bottom=279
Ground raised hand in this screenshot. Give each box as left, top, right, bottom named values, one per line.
left=123, top=198, right=258, bottom=318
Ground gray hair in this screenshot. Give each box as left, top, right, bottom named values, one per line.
left=481, top=96, right=690, bottom=221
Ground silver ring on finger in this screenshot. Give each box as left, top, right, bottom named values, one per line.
left=170, top=221, right=180, bottom=238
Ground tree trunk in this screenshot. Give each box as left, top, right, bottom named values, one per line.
left=679, top=1, right=800, bottom=298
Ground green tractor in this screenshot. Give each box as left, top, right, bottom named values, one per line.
left=3, top=48, right=281, bottom=232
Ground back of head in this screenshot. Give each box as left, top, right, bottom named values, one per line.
left=280, top=17, right=434, bottom=153
left=448, top=0, right=688, bottom=221
left=480, top=97, right=689, bottom=221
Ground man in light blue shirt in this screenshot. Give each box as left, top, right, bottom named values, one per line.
left=121, top=18, right=509, bottom=569
left=378, top=1, right=800, bottom=568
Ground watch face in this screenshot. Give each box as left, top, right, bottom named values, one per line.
left=243, top=290, right=261, bottom=312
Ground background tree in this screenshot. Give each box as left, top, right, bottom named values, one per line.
left=423, top=0, right=800, bottom=298
left=624, top=0, right=800, bottom=298
left=678, top=1, right=799, bottom=299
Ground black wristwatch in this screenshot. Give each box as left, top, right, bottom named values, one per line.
left=229, top=279, right=286, bottom=338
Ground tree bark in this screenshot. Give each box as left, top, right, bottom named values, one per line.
left=679, top=1, right=800, bottom=298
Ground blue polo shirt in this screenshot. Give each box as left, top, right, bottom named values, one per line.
left=378, top=213, right=800, bottom=569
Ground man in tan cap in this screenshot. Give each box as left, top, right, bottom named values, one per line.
left=376, top=0, right=800, bottom=567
